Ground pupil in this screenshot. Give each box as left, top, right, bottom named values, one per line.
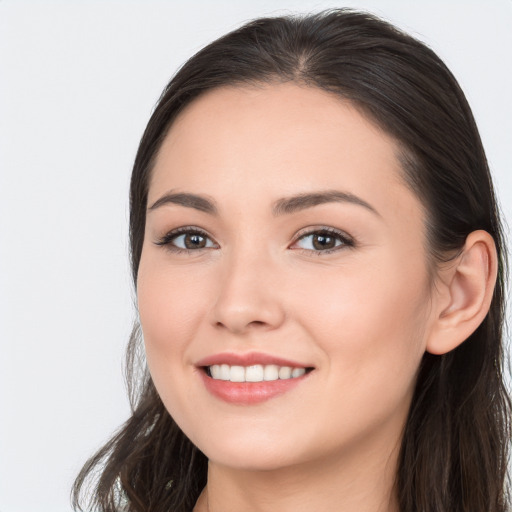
left=185, top=234, right=206, bottom=249
left=313, top=234, right=335, bottom=250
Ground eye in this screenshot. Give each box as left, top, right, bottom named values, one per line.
left=155, top=227, right=218, bottom=253
left=291, top=228, right=354, bottom=254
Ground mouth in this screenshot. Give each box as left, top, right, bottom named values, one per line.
left=196, top=353, right=315, bottom=405
left=203, top=364, right=313, bottom=382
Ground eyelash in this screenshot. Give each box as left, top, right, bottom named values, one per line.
left=154, top=226, right=355, bottom=255
left=154, top=226, right=216, bottom=255
left=293, top=227, right=354, bottom=255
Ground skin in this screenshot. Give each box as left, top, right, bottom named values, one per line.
left=136, top=83, right=496, bottom=512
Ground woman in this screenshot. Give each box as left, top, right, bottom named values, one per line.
left=73, top=8, right=511, bottom=512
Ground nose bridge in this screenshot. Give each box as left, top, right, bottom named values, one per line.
left=211, top=238, right=285, bottom=334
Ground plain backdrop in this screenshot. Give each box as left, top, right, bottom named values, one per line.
left=1, top=1, right=511, bottom=511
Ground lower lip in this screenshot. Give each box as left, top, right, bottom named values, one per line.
left=199, top=370, right=310, bottom=405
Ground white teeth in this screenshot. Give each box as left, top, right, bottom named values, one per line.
left=246, top=365, right=264, bottom=382
left=278, top=366, right=292, bottom=379
left=263, top=364, right=279, bottom=381
left=208, top=364, right=308, bottom=382
left=220, top=364, right=230, bottom=380
left=229, top=365, right=245, bottom=382
left=210, top=364, right=221, bottom=379
left=292, top=367, right=306, bottom=378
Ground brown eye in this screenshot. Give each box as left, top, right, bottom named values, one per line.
left=293, top=228, right=353, bottom=253
left=311, top=233, right=337, bottom=250
left=171, top=231, right=215, bottom=250
left=183, top=233, right=207, bottom=249
left=155, top=228, right=217, bottom=252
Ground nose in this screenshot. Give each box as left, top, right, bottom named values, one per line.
left=210, top=250, right=286, bottom=335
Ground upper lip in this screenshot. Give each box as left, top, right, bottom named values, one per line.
left=195, top=352, right=313, bottom=368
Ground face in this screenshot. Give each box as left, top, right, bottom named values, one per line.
left=137, top=83, right=435, bottom=471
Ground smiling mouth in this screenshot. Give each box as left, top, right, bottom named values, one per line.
left=204, top=364, right=314, bottom=383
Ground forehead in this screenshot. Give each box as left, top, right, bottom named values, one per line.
left=149, top=83, right=422, bottom=227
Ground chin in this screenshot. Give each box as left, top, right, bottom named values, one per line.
left=188, top=425, right=311, bottom=471
left=204, top=445, right=303, bottom=472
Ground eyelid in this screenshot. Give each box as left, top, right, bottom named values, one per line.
left=154, top=226, right=219, bottom=253
left=290, top=226, right=355, bottom=254
left=153, top=224, right=354, bottom=255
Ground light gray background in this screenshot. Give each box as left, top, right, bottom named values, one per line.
left=1, top=1, right=511, bottom=511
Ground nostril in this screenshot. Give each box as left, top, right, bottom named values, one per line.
left=211, top=295, right=286, bottom=334
left=214, top=319, right=271, bottom=331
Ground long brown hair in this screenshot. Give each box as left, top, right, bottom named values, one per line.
left=72, top=9, right=511, bottom=512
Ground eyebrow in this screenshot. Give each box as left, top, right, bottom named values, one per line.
left=148, top=192, right=218, bottom=215
left=271, top=190, right=380, bottom=217
left=148, top=189, right=380, bottom=217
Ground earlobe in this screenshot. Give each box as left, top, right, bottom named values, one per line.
left=426, top=230, right=497, bottom=355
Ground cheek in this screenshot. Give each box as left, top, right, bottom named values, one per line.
left=295, top=253, right=430, bottom=390
left=136, top=256, right=210, bottom=369
left=296, top=263, right=430, bottom=446
left=136, top=256, right=215, bottom=428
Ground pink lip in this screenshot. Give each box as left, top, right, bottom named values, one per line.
left=198, top=370, right=310, bottom=405
left=196, top=352, right=311, bottom=368
left=195, top=352, right=314, bottom=406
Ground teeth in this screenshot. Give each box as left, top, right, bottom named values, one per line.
left=220, top=364, right=230, bottom=380
left=230, top=365, right=245, bottom=382
left=210, top=364, right=221, bottom=379
left=264, top=364, right=279, bottom=381
left=207, top=364, right=308, bottom=383
left=246, top=365, right=264, bottom=382
left=278, top=366, right=292, bottom=379
left=292, top=367, right=306, bottom=378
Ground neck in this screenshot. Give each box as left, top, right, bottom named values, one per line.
left=195, top=434, right=401, bottom=512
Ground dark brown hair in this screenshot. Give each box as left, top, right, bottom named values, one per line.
left=72, top=9, right=511, bottom=512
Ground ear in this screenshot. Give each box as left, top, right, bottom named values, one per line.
left=426, top=230, right=498, bottom=355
